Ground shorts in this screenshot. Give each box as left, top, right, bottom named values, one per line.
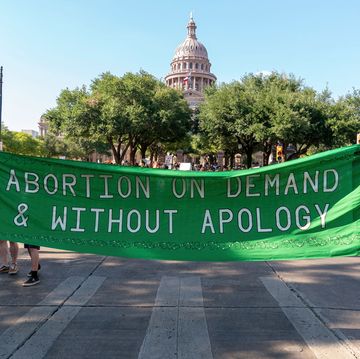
left=24, top=244, right=40, bottom=250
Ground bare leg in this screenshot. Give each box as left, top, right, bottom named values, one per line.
left=0, top=240, right=9, bottom=266
left=23, top=247, right=40, bottom=286
left=9, top=242, right=18, bottom=265
left=28, top=248, right=40, bottom=272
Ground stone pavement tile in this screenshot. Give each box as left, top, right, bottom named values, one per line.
left=0, top=275, right=72, bottom=306
left=206, top=308, right=316, bottom=359
left=34, top=251, right=104, bottom=280
left=269, top=257, right=360, bottom=310
left=45, top=307, right=152, bottom=359
left=202, top=277, right=279, bottom=308
left=88, top=259, right=276, bottom=307
left=93, top=257, right=274, bottom=281
left=0, top=307, right=33, bottom=335
left=0, top=249, right=103, bottom=306
left=319, top=308, right=360, bottom=353
left=86, top=277, right=160, bottom=306
left=261, top=276, right=356, bottom=359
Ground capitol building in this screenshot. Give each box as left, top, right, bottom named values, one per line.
left=165, top=15, right=216, bottom=109
left=39, top=15, right=216, bottom=137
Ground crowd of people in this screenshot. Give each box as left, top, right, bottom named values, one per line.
left=121, top=159, right=255, bottom=171
left=0, top=241, right=41, bottom=287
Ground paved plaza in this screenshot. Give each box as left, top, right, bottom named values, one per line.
left=0, top=248, right=359, bottom=359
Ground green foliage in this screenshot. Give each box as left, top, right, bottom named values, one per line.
left=44, top=71, right=192, bottom=163
left=325, top=89, right=360, bottom=147
left=199, top=72, right=359, bottom=167
left=42, top=70, right=360, bottom=166
left=2, top=128, right=44, bottom=156
left=41, top=133, right=111, bottom=160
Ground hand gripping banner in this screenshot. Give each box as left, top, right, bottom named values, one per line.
left=0, top=145, right=359, bottom=261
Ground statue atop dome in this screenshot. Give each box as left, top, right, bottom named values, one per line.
left=165, top=15, right=217, bottom=109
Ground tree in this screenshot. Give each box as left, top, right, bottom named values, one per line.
left=199, top=72, right=333, bottom=167
left=45, top=71, right=192, bottom=164
left=199, top=76, right=268, bottom=168
left=270, top=88, right=329, bottom=159
left=325, top=89, right=360, bottom=147
left=41, top=133, right=111, bottom=160
left=2, top=127, right=44, bottom=156
left=117, top=72, right=191, bottom=163
left=44, top=85, right=109, bottom=160
left=252, top=73, right=304, bottom=164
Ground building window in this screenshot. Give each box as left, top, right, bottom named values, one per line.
left=201, top=64, right=204, bottom=70
left=195, top=63, right=198, bottom=69
left=183, top=62, right=186, bottom=69
left=189, top=63, right=193, bottom=69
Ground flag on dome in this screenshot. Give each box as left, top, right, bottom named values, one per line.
left=183, top=73, right=192, bottom=84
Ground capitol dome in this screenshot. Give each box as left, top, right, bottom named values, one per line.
left=174, top=38, right=208, bottom=60
left=165, top=15, right=216, bottom=109
left=173, top=17, right=208, bottom=60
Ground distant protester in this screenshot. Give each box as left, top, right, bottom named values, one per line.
left=0, top=240, right=19, bottom=275
left=23, top=244, right=41, bottom=287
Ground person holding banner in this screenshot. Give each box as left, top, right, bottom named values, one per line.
left=22, top=244, right=41, bottom=287
left=0, top=240, right=19, bottom=275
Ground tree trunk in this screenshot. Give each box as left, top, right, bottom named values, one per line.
left=262, top=141, right=272, bottom=166
left=246, top=148, right=253, bottom=169
left=208, top=153, right=215, bottom=165
left=224, top=153, right=229, bottom=168
left=297, top=144, right=309, bottom=156
left=130, top=146, right=137, bottom=165
left=119, top=142, right=130, bottom=163
left=149, top=150, right=154, bottom=167
left=229, top=153, right=235, bottom=168
left=140, top=144, right=147, bottom=160
left=108, top=137, right=121, bottom=164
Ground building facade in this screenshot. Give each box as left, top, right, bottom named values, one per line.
left=38, top=116, right=48, bottom=137
left=165, top=15, right=216, bottom=109
left=21, top=129, right=39, bottom=138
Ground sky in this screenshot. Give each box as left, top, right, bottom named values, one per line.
left=1, top=0, right=360, bottom=132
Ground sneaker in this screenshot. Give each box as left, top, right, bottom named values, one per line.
left=9, top=263, right=19, bottom=275
left=0, top=265, right=9, bottom=273
left=23, top=276, right=40, bottom=287
left=27, top=264, right=41, bottom=277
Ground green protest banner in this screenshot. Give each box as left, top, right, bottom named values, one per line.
left=0, top=145, right=359, bottom=261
